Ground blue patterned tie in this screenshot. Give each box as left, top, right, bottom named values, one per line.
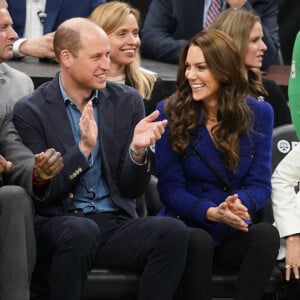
left=205, top=0, right=222, bottom=28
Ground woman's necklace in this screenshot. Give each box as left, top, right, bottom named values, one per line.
left=207, top=116, right=218, bottom=122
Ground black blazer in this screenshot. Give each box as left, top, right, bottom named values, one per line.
left=12, top=74, right=150, bottom=217
left=262, top=77, right=291, bottom=127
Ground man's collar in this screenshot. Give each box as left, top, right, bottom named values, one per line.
left=59, top=74, right=99, bottom=105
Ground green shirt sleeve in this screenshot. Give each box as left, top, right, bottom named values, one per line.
left=289, top=31, right=300, bottom=138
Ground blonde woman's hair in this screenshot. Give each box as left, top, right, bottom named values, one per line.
left=210, top=8, right=267, bottom=97
left=89, top=1, right=156, bottom=100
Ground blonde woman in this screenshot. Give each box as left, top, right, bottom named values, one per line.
left=89, top=1, right=166, bottom=115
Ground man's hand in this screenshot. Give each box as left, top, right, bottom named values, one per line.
left=79, top=101, right=98, bottom=158
left=19, top=32, right=56, bottom=59
left=131, top=110, right=168, bottom=152
left=34, top=148, right=63, bottom=181
left=0, top=155, right=12, bottom=173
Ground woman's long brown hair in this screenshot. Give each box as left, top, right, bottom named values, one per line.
left=165, top=29, right=252, bottom=171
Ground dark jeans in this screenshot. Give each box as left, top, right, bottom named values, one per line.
left=180, top=223, right=280, bottom=300
left=33, top=212, right=189, bottom=300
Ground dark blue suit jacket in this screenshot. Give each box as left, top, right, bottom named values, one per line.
left=141, top=0, right=280, bottom=70
left=155, top=97, right=274, bottom=245
left=12, top=74, right=150, bottom=217
left=7, top=0, right=106, bottom=36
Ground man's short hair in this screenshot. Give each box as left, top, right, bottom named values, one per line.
left=53, top=25, right=82, bottom=62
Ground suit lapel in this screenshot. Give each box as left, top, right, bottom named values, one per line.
left=45, top=78, right=76, bottom=153
left=97, top=88, right=116, bottom=161
left=44, top=0, right=63, bottom=33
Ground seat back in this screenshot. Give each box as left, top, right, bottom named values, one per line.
left=252, top=124, right=298, bottom=224
left=272, top=123, right=299, bottom=172
left=144, top=175, right=163, bottom=216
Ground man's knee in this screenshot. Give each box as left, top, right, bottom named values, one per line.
left=189, top=227, right=213, bottom=249
left=149, top=216, right=189, bottom=249
left=250, top=223, right=280, bottom=250
left=58, top=217, right=100, bottom=253
left=0, top=185, right=33, bottom=213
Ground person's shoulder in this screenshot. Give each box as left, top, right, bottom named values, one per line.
left=0, top=63, right=34, bottom=102
left=246, top=96, right=274, bottom=119
left=262, top=77, right=279, bottom=90
left=246, top=96, right=273, bottom=111
left=103, top=81, right=143, bottom=107
left=16, top=76, right=56, bottom=106
left=246, top=96, right=274, bottom=126
left=105, top=80, right=139, bottom=95
left=261, top=77, right=284, bottom=100
left=156, top=99, right=165, bottom=110
left=1, top=63, right=32, bottom=82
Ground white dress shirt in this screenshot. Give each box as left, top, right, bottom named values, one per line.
left=13, top=0, right=46, bottom=56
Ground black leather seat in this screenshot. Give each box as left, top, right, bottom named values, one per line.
left=271, top=123, right=299, bottom=172
left=252, top=123, right=298, bottom=225
left=84, top=268, right=139, bottom=299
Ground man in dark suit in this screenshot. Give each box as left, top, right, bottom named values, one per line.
left=141, top=0, right=280, bottom=70
left=12, top=17, right=189, bottom=300
left=0, top=1, right=63, bottom=299
left=7, top=0, right=106, bottom=59
left=278, top=0, right=300, bottom=64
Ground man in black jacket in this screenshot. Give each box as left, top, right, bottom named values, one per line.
left=13, top=17, right=189, bottom=300
left=141, top=0, right=280, bottom=70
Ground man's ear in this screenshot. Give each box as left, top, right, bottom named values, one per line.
left=60, top=49, right=73, bottom=67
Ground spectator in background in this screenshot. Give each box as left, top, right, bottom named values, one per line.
left=141, top=0, right=280, bottom=70
left=210, top=8, right=291, bottom=128
left=155, top=29, right=280, bottom=299
left=7, top=0, right=106, bottom=59
left=12, top=17, right=189, bottom=300
left=278, top=0, right=300, bottom=65
left=288, top=31, right=300, bottom=138
left=0, top=0, right=33, bottom=107
left=89, top=1, right=167, bottom=116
